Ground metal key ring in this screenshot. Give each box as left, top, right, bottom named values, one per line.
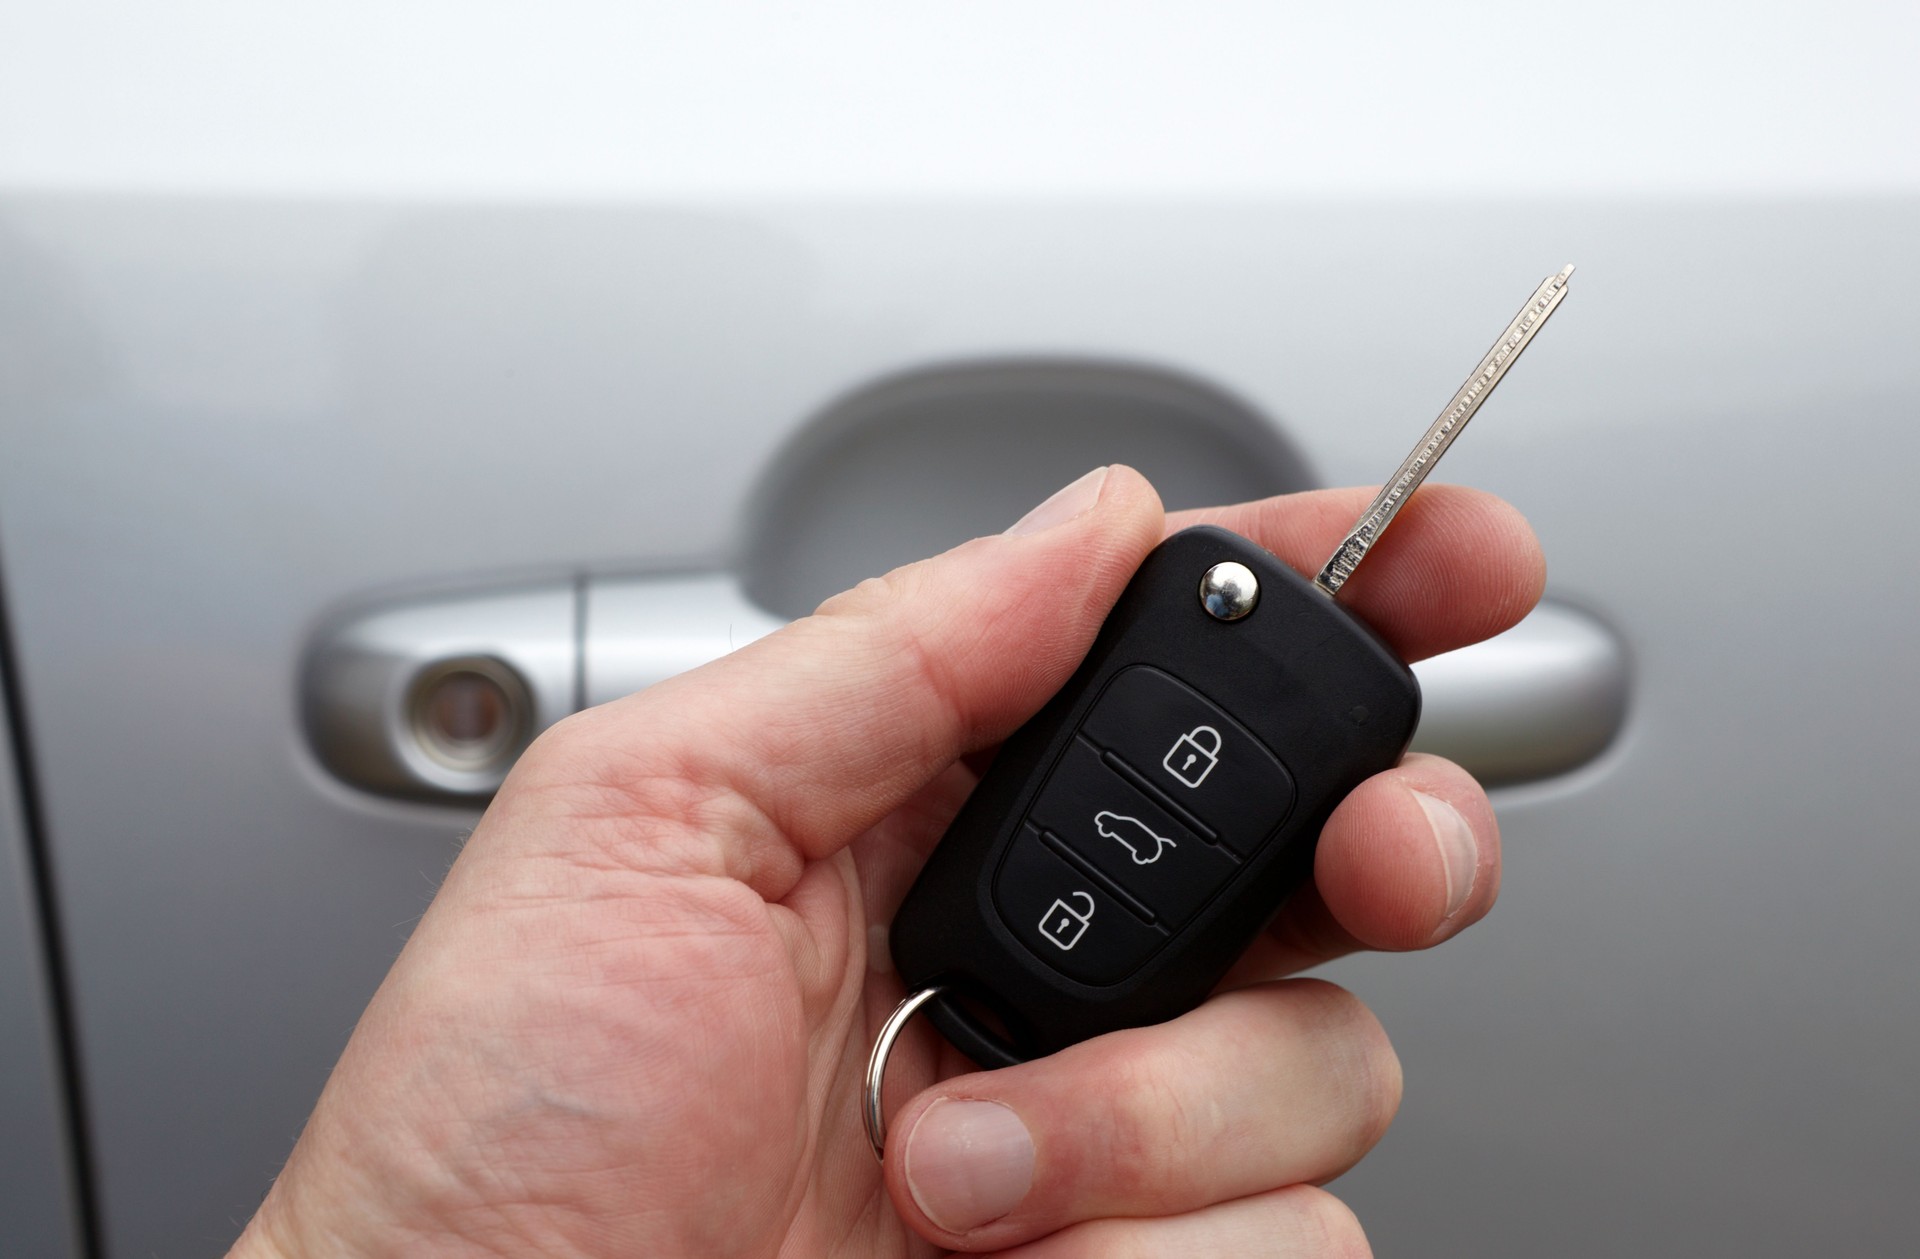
left=863, top=985, right=947, bottom=1160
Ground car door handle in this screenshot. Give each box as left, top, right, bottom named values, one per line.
left=589, top=583, right=1628, bottom=786
left=302, top=574, right=786, bottom=801
left=1406, top=601, right=1628, bottom=786
left=304, top=579, right=1626, bottom=802
left=580, top=574, right=786, bottom=708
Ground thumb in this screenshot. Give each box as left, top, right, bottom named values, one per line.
left=509, top=465, right=1166, bottom=886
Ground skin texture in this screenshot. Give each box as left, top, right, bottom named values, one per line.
left=229, top=468, right=1542, bottom=1258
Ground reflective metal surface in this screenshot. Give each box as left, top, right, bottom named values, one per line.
left=1316, top=266, right=1574, bottom=597
left=1410, top=602, right=1628, bottom=786
left=863, top=984, right=947, bottom=1161
left=305, top=579, right=1627, bottom=803
left=408, top=657, right=532, bottom=772
left=301, top=584, right=577, bottom=801
left=584, top=574, right=784, bottom=708
left=1198, top=561, right=1259, bottom=622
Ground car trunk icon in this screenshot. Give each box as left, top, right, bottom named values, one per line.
left=1093, top=811, right=1177, bottom=864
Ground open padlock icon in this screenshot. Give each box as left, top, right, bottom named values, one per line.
left=1162, top=724, right=1223, bottom=788
left=1037, top=890, right=1096, bottom=951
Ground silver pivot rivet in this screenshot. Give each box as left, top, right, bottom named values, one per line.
left=1198, top=562, right=1259, bottom=621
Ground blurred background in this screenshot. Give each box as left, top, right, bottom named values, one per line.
left=2, top=3, right=1916, bottom=1255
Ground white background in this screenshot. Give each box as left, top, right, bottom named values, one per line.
left=3, top=1, right=1917, bottom=198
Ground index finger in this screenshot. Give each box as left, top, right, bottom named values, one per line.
left=1167, top=483, right=1544, bottom=662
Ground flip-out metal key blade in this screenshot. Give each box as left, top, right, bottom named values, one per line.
left=865, top=266, right=1574, bottom=1157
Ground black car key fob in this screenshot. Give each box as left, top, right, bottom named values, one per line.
left=891, top=524, right=1420, bottom=1065
left=865, top=266, right=1574, bottom=1153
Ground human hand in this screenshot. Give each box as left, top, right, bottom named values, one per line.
left=231, top=465, right=1541, bottom=1257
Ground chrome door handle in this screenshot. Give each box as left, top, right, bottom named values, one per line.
left=305, top=581, right=1626, bottom=803
left=1408, top=602, right=1628, bottom=786
left=302, top=583, right=581, bottom=800
left=581, top=575, right=785, bottom=708
left=302, top=574, right=785, bottom=802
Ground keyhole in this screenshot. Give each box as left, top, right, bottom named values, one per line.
left=1182, top=754, right=1196, bottom=771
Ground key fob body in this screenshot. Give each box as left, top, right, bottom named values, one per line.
left=890, top=525, right=1420, bottom=1066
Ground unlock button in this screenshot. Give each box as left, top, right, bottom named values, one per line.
left=995, top=826, right=1167, bottom=986
left=1039, top=891, right=1096, bottom=950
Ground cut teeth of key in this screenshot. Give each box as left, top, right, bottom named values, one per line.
left=1313, top=264, right=1574, bottom=599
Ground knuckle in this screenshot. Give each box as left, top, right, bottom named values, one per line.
left=501, top=706, right=604, bottom=789
left=812, top=567, right=918, bottom=621
left=1339, top=1009, right=1403, bottom=1155
left=1347, top=1048, right=1402, bottom=1158
left=1278, top=980, right=1403, bottom=1157
left=518, top=703, right=587, bottom=759
left=1344, top=1005, right=1404, bottom=1153
left=1093, top=1050, right=1208, bottom=1205
left=505, top=706, right=642, bottom=804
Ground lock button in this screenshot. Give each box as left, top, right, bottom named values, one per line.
left=994, top=826, right=1168, bottom=985
left=1163, top=724, right=1222, bottom=787
left=1079, top=665, right=1298, bottom=856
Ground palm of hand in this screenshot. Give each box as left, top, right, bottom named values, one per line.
left=305, top=762, right=964, bottom=1257
left=273, top=645, right=995, bottom=1256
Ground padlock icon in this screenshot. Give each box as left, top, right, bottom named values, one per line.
left=1163, top=724, right=1223, bottom=788
left=1038, top=890, right=1096, bottom=951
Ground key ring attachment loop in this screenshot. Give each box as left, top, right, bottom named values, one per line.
left=863, top=985, right=947, bottom=1160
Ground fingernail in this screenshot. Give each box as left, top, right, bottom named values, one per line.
left=1414, top=790, right=1478, bottom=919
left=1006, top=466, right=1109, bottom=536
left=904, top=1098, right=1035, bottom=1233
